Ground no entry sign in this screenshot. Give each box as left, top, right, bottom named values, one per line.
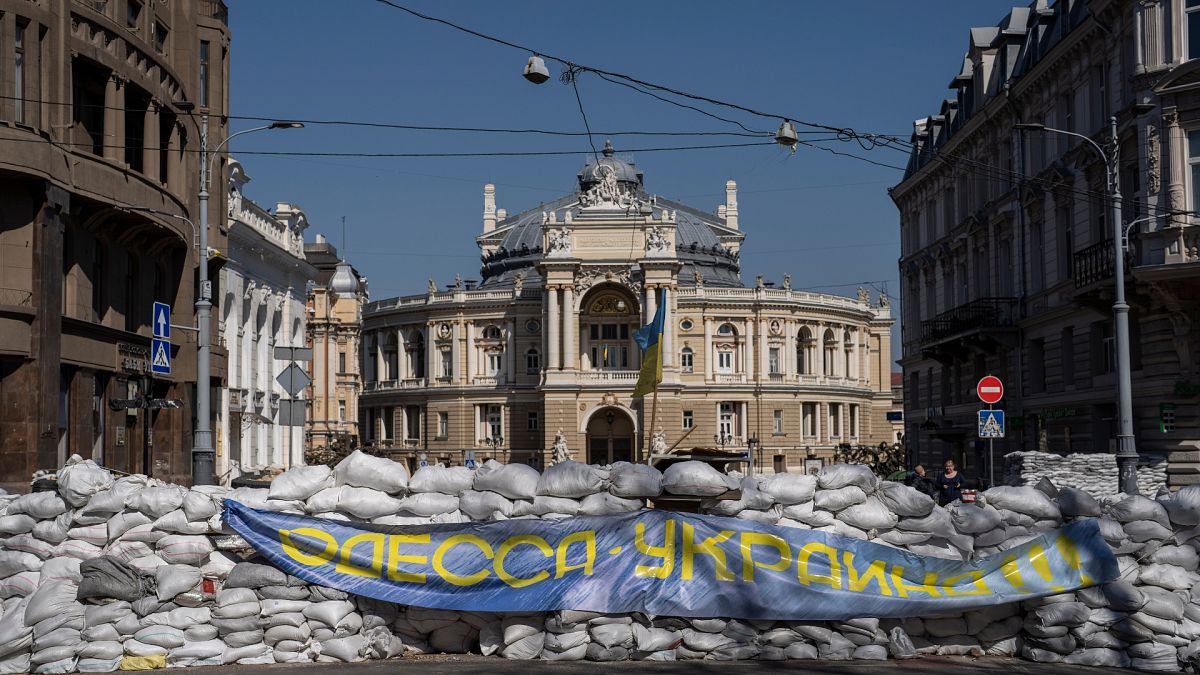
left=977, top=375, right=1004, bottom=405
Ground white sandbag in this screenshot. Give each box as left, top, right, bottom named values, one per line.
left=536, top=461, right=608, bottom=498
left=836, top=496, right=898, bottom=530
left=470, top=460, right=539, bottom=500
left=950, top=503, right=1004, bottom=534
left=631, top=624, right=680, bottom=652
left=784, top=642, right=819, bottom=659
left=305, top=487, right=343, bottom=514
left=107, top=511, right=151, bottom=541
left=0, top=551, right=42, bottom=577
left=1064, top=647, right=1131, bottom=668
left=578, top=493, right=643, bottom=516
left=201, top=551, right=239, bottom=580
left=875, top=481, right=934, bottom=517
left=661, top=461, right=738, bottom=497
left=681, top=629, right=735, bottom=652
left=757, top=473, right=817, bottom=505
left=4, top=534, right=56, bottom=559
left=608, top=462, right=663, bottom=498
left=24, top=580, right=80, bottom=628
left=590, top=623, right=633, bottom=649
left=132, top=626, right=184, bottom=650
left=813, top=485, right=867, bottom=512
left=65, top=524, right=109, bottom=547
left=166, top=640, right=225, bottom=667
left=781, top=501, right=834, bottom=527
left=1123, top=519, right=1172, bottom=543
left=396, top=492, right=460, bottom=517
left=1139, top=562, right=1197, bottom=590
left=334, top=450, right=409, bottom=493
left=319, top=634, right=368, bottom=662
left=303, top=600, right=356, bottom=628
left=429, top=622, right=477, bottom=654
left=458, top=490, right=515, bottom=520
left=125, top=486, right=185, bottom=519
left=817, top=464, right=879, bottom=491
left=894, top=506, right=953, bottom=533
left=335, top=486, right=403, bottom=519
left=155, top=535, right=213, bottom=565
left=0, top=571, right=39, bottom=598
left=982, top=486, right=1061, bottom=520
left=0, top=515, right=35, bottom=536
left=57, top=460, right=113, bottom=507
left=1108, top=494, right=1170, bottom=527
left=269, top=465, right=334, bottom=501
left=32, top=513, right=71, bottom=545
left=151, top=509, right=210, bottom=535
left=154, top=565, right=201, bottom=601
left=408, top=465, right=475, bottom=495
left=1150, top=544, right=1200, bottom=571
left=180, top=491, right=221, bottom=522
left=8, top=492, right=68, bottom=520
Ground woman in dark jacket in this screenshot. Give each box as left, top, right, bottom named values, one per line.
left=938, top=459, right=965, bottom=505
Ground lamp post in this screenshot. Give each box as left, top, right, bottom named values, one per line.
left=714, top=432, right=733, bottom=451
left=485, top=435, right=504, bottom=462
left=190, top=115, right=302, bottom=485
left=1015, top=106, right=1153, bottom=494
left=747, top=433, right=759, bottom=476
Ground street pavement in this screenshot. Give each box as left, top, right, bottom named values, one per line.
left=193, top=655, right=1136, bottom=674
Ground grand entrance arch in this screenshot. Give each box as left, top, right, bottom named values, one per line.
left=586, top=407, right=635, bottom=465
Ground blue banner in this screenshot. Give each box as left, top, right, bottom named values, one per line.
left=224, top=501, right=1117, bottom=620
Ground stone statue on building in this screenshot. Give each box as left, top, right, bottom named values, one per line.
left=693, top=269, right=704, bottom=286
left=650, top=429, right=667, bottom=456
left=513, top=272, right=525, bottom=296
left=453, top=274, right=463, bottom=291
left=856, top=286, right=870, bottom=302
left=427, top=279, right=437, bottom=295
left=645, top=225, right=670, bottom=257
left=551, top=429, right=572, bottom=465
left=547, top=228, right=572, bottom=258
left=782, top=273, right=791, bottom=290
left=878, top=292, right=890, bottom=308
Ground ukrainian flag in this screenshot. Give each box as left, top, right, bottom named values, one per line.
left=633, top=288, right=665, bottom=398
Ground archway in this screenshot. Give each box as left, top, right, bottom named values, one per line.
left=586, top=406, right=635, bottom=464
left=578, top=284, right=640, bottom=371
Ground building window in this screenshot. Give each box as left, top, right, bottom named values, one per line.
left=768, top=347, right=780, bottom=375
left=487, top=352, right=502, bottom=376
left=440, top=350, right=452, bottom=379
left=338, top=400, right=346, bottom=422
left=405, top=406, right=421, bottom=441
left=487, top=405, right=502, bottom=441
left=1189, top=0, right=1200, bottom=60
left=823, top=329, right=837, bottom=376
left=438, top=412, right=448, bottom=438
left=527, top=411, right=539, bottom=431
left=773, top=409, right=784, bottom=435
left=849, top=404, right=859, bottom=438
left=717, top=350, right=733, bottom=373
left=680, top=347, right=693, bottom=373
left=483, top=325, right=502, bottom=339
left=717, top=323, right=735, bottom=336
left=152, top=21, right=168, bottom=55
left=843, top=331, right=853, bottom=377
left=338, top=351, right=346, bottom=373
left=802, top=403, right=817, bottom=437
left=1189, top=130, right=1200, bottom=211
left=14, top=22, right=26, bottom=124
left=199, top=41, right=210, bottom=108
left=525, top=348, right=540, bottom=373
left=1091, top=321, right=1115, bottom=375
left=719, top=403, right=735, bottom=439
left=682, top=410, right=693, bottom=430
left=126, top=0, right=141, bottom=29
left=829, top=403, right=842, bottom=439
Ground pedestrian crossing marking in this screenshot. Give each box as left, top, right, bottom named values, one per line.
left=978, top=410, right=1005, bottom=438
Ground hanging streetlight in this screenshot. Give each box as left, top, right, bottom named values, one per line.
left=523, top=55, right=550, bottom=84
left=775, top=119, right=798, bottom=148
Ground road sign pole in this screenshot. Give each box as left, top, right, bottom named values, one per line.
left=988, top=403, right=994, bottom=489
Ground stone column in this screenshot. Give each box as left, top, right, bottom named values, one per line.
left=785, top=320, right=796, bottom=377
left=426, top=323, right=436, bottom=381
left=452, top=322, right=462, bottom=383
left=645, top=285, right=657, bottom=323
left=562, top=285, right=575, bottom=370
left=662, top=286, right=673, bottom=367
left=547, top=286, right=560, bottom=370
left=704, top=317, right=713, bottom=380
left=375, top=331, right=386, bottom=381
left=758, top=316, right=768, bottom=381
left=465, top=321, right=476, bottom=382
left=104, top=76, right=124, bottom=162
left=506, top=320, right=516, bottom=382
left=143, top=103, right=160, bottom=180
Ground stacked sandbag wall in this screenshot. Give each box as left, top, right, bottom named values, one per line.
left=1, top=452, right=1199, bottom=670
left=1003, top=451, right=1168, bottom=497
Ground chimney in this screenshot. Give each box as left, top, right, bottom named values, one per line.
left=496, top=208, right=507, bottom=221
left=725, top=180, right=738, bottom=230
left=315, top=233, right=326, bottom=244
left=483, top=184, right=497, bottom=232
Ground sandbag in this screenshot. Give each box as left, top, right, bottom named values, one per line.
left=982, top=486, right=1061, bottom=521
left=813, top=485, right=867, bottom=512
left=458, top=490, right=515, bottom=520
left=268, top=465, right=334, bottom=501
left=335, top=486, right=403, bottom=519
left=408, top=465, right=475, bottom=495
left=396, top=493, right=460, bottom=517
left=875, top=481, right=934, bottom=517
left=333, top=450, right=409, bottom=493
left=578, top=493, right=642, bottom=516
left=1055, top=486, right=1101, bottom=518
left=77, top=557, right=147, bottom=602
left=155, top=535, right=213, bottom=565
left=757, top=473, right=817, bottom=505
left=154, top=564, right=200, bottom=601
left=608, top=462, right=663, bottom=498
left=536, top=461, right=607, bottom=498
left=470, top=460, right=540, bottom=501
left=57, top=460, right=114, bottom=507
left=1108, top=494, right=1170, bottom=527
left=8, top=492, right=68, bottom=520
left=125, top=486, right=185, bottom=519
left=661, top=462, right=738, bottom=497
left=950, top=503, right=1003, bottom=534
left=0, top=551, right=42, bottom=577
left=817, top=464, right=879, bottom=491
left=836, top=496, right=898, bottom=530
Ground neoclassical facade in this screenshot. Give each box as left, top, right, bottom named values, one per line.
left=892, top=0, right=1200, bottom=485
left=216, top=161, right=316, bottom=480
left=359, top=144, right=893, bottom=473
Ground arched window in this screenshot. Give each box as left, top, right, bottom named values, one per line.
left=680, top=346, right=694, bottom=373
left=384, top=333, right=399, bottom=380
left=408, top=330, right=425, bottom=378
left=797, top=326, right=813, bottom=375
left=483, top=325, right=502, bottom=340
left=525, top=348, right=540, bottom=373
left=717, top=322, right=736, bottom=336
left=822, top=329, right=837, bottom=376
left=843, top=330, right=854, bottom=378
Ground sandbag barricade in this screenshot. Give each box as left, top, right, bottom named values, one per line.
left=1, top=451, right=1196, bottom=671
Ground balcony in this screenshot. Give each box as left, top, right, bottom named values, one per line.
left=920, top=297, right=1018, bottom=361
left=1074, top=239, right=1119, bottom=289
left=365, top=378, right=427, bottom=392
left=578, top=370, right=639, bottom=382
left=714, top=373, right=747, bottom=384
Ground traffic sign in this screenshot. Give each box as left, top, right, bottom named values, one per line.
left=152, top=302, right=171, bottom=339
left=278, top=399, right=306, bottom=427
left=978, top=409, right=1005, bottom=438
left=274, top=346, right=313, bottom=362
left=464, top=449, right=477, bottom=470
left=977, top=375, right=1004, bottom=405
left=276, top=363, right=311, bottom=397
left=150, top=338, right=171, bottom=375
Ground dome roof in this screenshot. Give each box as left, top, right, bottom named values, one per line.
left=329, top=259, right=358, bottom=298
left=577, top=139, right=643, bottom=191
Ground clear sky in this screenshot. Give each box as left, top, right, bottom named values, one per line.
left=228, top=0, right=1020, bottom=363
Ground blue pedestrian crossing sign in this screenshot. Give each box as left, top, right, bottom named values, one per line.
left=151, top=338, right=171, bottom=376
left=152, top=302, right=171, bottom=339
left=978, top=409, right=1005, bottom=438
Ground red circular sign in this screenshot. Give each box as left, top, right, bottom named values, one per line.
left=977, top=375, right=1004, bottom=404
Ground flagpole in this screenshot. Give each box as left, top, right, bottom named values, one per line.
left=649, top=388, right=659, bottom=458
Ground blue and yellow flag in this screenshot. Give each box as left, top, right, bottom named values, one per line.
left=633, top=288, right=665, bottom=397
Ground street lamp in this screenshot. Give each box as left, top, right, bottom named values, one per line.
left=190, top=114, right=303, bottom=486
left=119, top=206, right=197, bottom=252
left=747, top=433, right=759, bottom=475
left=714, top=432, right=733, bottom=450
left=1014, top=105, right=1154, bottom=494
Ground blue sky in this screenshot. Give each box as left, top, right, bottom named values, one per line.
left=228, top=0, right=1019, bottom=362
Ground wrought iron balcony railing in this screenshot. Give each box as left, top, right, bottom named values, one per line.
left=1073, top=239, right=1119, bottom=288
left=920, top=297, right=1018, bottom=344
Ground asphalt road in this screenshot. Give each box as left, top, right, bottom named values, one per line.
left=193, top=655, right=1135, bottom=674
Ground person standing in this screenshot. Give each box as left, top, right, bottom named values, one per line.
left=938, top=459, right=965, bottom=506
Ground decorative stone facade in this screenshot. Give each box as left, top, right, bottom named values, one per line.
left=360, top=144, right=894, bottom=473
left=892, top=0, right=1200, bottom=487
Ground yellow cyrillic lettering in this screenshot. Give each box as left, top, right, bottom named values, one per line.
left=555, top=531, right=596, bottom=579
left=796, top=542, right=842, bottom=589
left=942, top=570, right=990, bottom=596
left=681, top=522, right=734, bottom=581
left=335, top=532, right=386, bottom=578
left=889, top=566, right=941, bottom=598
left=1028, top=542, right=1064, bottom=592
left=1055, top=533, right=1092, bottom=585
left=843, top=551, right=892, bottom=595
left=432, top=534, right=494, bottom=586
left=1001, top=554, right=1024, bottom=590
left=279, top=528, right=338, bottom=567
left=634, top=519, right=675, bottom=579
left=387, top=533, right=429, bottom=584
left=496, top=534, right=553, bottom=588
left=740, top=532, right=791, bottom=582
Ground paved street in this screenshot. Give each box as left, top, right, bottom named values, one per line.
left=193, top=656, right=1133, bottom=674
